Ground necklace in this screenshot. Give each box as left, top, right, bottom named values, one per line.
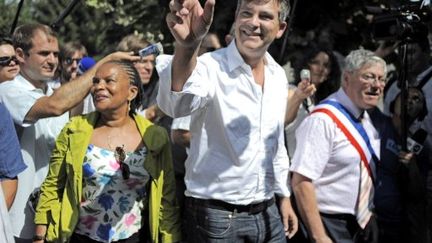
left=107, top=132, right=124, bottom=151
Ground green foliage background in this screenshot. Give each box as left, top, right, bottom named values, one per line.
left=0, top=0, right=430, bottom=64
left=0, top=0, right=169, bottom=58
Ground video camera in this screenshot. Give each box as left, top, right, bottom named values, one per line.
left=370, top=3, right=430, bottom=42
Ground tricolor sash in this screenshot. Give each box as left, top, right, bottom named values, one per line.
left=311, top=100, right=378, bottom=182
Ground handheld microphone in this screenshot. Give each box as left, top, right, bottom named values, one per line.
left=300, top=69, right=311, bottom=85
left=77, top=56, right=96, bottom=75
left=137, top=42, right=163, bottom=57
left=300, top=69, right=310, bottom=80
left=407, top=128, right=428, bottom=154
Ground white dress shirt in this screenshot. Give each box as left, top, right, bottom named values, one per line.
left=157, top=41, right=291, bottom=205
left=290, top=88, right=380, bottom=214
left=0, top=75, right=69, bottom=239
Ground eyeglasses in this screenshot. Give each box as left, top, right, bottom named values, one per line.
left=64, top=57, right=81, bottom=65
left=114, top=146, right=130, bottom=180
left=0, top=56, right=18, bottom=67
left=360, top=73, right=386, bottom=84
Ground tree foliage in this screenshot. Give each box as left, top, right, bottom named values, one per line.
left=0, top=0, right=430, bottom=63
left=0, top=0, right=166, bottom=57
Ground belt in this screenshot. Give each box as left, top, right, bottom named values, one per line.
left=187, top=197, right=275, bottom=215
left=320, top=212, right=356, bottom=220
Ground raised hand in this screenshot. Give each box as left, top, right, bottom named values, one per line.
left=295, top=78, right=316, bottom=100
left=166, top=0, right=216, bottom=47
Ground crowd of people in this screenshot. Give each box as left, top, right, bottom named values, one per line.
left=0, top=0, right=431, bottom=243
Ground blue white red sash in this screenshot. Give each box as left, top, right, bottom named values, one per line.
left=311, top=100, right=378, bottom=182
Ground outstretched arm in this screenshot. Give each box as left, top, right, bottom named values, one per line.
left=166, top=0, right=215, bottom=91
left=24, top=52, right=140, bottom=123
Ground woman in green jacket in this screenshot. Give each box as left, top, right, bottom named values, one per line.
left=33, top=60, right=181, bottom=243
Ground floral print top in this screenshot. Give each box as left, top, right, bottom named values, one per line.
left=74, top=144, right=149, bottom=242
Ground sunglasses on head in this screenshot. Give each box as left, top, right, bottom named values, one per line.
left=0, top=56, right=18, bottom=67
left=64, top=57, right=81, bottom=65
left=114, top=146, right=130, bottom=180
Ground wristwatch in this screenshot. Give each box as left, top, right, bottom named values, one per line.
left=32, top=234, right=45, bottom=241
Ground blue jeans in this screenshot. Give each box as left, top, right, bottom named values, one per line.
left=184, top=197, right=286, bottom=243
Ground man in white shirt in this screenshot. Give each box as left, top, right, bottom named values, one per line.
left=290, top=49, right=387, bottom=243
left=157, top=0, right=297, bottom=242
left=0, top=23, right=138, bottom=242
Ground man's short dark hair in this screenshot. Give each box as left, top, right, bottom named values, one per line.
left=236, top=0, right=290, bottom=22
left=12, top=23, right=57, bottom=54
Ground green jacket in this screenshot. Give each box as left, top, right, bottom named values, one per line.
left=34, top=112, right=181, bottom=243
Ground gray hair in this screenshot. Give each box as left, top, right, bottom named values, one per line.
left=236, top=0, right=290, bottom=22
left=344, top=49, right=387, bottom=75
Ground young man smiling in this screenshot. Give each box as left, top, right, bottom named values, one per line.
left=157, top=0, right=298, bottom=242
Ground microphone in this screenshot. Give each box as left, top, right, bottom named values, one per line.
left=300, top=69, right=311, bottom=81
left=407, top=128, right=428, bottom=154
left=77, top=56, right=96, bottom=75
left=137, top=42, right=163, bottom=57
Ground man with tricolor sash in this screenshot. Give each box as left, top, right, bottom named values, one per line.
left=290, top=49, right=387, bottom=243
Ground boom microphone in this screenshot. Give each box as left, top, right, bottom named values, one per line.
left=51, top=0, right=81, bottom=31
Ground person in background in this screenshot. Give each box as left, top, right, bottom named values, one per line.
left=291, top=49, right=386, bottom=243
left=0, top=34, right=26, bottom=209
left=0, top=36, right=19, bottom=83
left=371, top=86, right=430, bottom=243
left=48, top=41, right=87, bottom=90
left=59, top=41, right=88, bottom=83
left=34, top=60, right=180, bottom=243
left=0, top=35, right=25, bottom=241
left=0, top=23, right=139, bottom=242
left=158, top=0, right=298, bottom=242
left=116, top=34, right=164, bottom=121
left=285, top=45, right=341, bottom=158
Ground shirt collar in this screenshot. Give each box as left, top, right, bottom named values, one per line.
left=226, top=39, right=279, bottom=73
left=15, top=74, right=53, bottom=95
left=335, top=88, right=364, bottom=120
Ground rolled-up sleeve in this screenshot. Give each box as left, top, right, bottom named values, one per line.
left=156, top=55, right=211, bottom=118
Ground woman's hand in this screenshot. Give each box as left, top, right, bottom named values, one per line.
left=294, top=79, right=316, bottom=101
